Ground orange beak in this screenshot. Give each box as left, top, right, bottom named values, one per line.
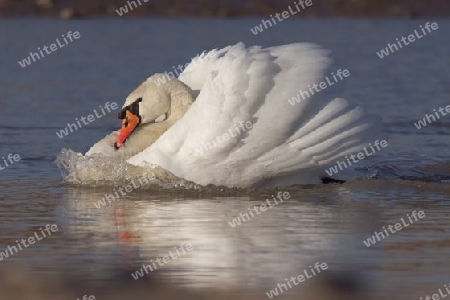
left=115, top=110, right=140, bottom=149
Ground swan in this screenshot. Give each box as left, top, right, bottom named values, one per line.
left=85, top=43, right=382, bottom=188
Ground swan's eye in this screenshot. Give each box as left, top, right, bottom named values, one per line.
left=118, top=108, right=127, bottom=120
left=129, top=101, right=140, bottom=116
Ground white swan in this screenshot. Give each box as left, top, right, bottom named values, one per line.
left=86, top=43, right=382, bottom=188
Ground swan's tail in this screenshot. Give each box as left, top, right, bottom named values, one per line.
left=253, top=97, right=383, bottom=186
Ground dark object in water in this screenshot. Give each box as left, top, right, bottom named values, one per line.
left=321, top=177, right=345, bottom=184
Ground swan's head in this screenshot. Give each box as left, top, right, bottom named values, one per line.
left=114, top=74, right=193, bottom=149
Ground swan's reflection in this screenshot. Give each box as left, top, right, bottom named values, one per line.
left=61, top=185, right=374, bottom=291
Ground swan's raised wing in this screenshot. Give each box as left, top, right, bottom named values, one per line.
left=178, top=46, right=231, bottom=92
left=128, top=43, right=382, bottom=187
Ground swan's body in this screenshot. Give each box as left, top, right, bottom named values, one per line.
left=86, top=43, right=381, bottom=188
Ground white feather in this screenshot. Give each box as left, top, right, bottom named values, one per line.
left=127, top=43, right=382, bottom=187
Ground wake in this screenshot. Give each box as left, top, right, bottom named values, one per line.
left=55, top=148, right=194, bottom=188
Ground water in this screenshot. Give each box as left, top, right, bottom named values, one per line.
left=1, top=19, right=450, bottom=299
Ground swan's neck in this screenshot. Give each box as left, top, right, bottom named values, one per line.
left=164, top=79, right=196, bottom=124
left=118, top=122, right=172, bottom=159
